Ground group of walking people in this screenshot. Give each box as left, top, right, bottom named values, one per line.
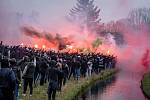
left=0, top=44, right=116, bottom=100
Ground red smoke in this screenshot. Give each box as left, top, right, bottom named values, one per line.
left=141, top=49, right=150, bottom=70
left=114, top=20, right=150, bottom=73
left=21, top=26, right=73, bottom=50
left=20, top=15, right=150, bottom=74
left=21, top=25, right=116, bottom=55
left=21, top=20, right=103, bottom=51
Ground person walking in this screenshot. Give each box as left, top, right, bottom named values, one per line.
left=0, top=58, right=16, bottom=100
left=48, top=60, right=59, bottom=100
left=22, top=57, right=35, bottom=96
left=10, top=58, right=21, bottom=100
left=87, top=60, right=93, bottom=77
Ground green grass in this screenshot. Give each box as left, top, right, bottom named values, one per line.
left=19, top=69, right=116, bottom=100
left=142, top=72, right=150, bottom=98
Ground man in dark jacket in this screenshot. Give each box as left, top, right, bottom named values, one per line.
left=62, top=60, right=69, bottom=86
left=10, top=58, right=21, bottom=100
left=80, top=59, right=87, bottom=77
left=22, top=57, right=35, bottom=96
left=34, top=57, right=40, bottom=87
left=48, top=60, right=58, bottom=100
left=56, top=59, right=64, bottom=91
left=68, top=59, right=76, bottom=79
left=17, top=56, right=29, bottom=72
left=0, top=58, right=16, bottom=100
left=39, top=58, right=49, bottom=86
left=73, top=58, right=81, bottom=80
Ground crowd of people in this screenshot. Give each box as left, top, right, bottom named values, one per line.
left=0, top=43, right=117, bottom=100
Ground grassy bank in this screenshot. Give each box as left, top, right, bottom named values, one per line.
left=56, top=69, right=116, bottom=100
left=19, top=69, right=116, bottom=100
left=141, top=72, right=150, bottom=99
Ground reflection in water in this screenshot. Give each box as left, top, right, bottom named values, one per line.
left=77, top=70, right=146, bottom=100
left=77, top=76, right=116, bottom=100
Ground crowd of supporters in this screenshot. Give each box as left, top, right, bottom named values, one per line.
left=0, top=43, right=117, bottom=100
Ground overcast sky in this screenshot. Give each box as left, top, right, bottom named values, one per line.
left=0, top=0, right=150, bottom=43
left=1, top=0, right=150, bottom=22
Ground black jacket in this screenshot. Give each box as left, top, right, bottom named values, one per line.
left=48, top=68, right=59, bottom=82
left=0, top=68, right=16, bottom=90
left=22, top=62, right=35, bottom=79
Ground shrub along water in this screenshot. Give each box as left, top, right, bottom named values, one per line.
left=141, top=72, right=150, bottom=99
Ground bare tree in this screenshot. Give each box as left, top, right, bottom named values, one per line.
left=128, top=8, right=150, bottom=29
left=103, top=21, right=125, bottom=33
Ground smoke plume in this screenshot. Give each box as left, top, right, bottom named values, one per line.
left=113, top=18, right=150, bottom=74
left=141, top=49, right=150, bottom=70
left=21, top=26, right=72, bottom=50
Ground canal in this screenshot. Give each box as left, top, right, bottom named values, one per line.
left=77, top=70, right=146, bottom=100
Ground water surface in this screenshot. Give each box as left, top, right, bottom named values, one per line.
left=77, top=70, right=146, bottom=100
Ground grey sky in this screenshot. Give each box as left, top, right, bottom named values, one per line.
left=1, top=0, right=150, bottom=23
left=0, top=0, right=150, bottom=44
